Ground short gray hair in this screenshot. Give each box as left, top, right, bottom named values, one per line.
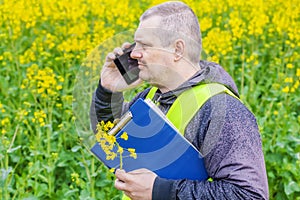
left=140, top=1, right=202, bottom=63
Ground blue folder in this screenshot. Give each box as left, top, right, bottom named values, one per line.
left=90, top=98, right=208, bottom=180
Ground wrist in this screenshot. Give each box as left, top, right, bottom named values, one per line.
left=96, top=80, right=123, bottom=102
left=152, top=177, right=174, bottom=200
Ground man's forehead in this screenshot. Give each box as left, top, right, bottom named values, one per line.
left=134, top=28, right=169, bottom=46
left=134, top=16, right=162, bottom=40
left=134, top=28, right=153, bottom=39
left=139, top=16, right=162, bottom=29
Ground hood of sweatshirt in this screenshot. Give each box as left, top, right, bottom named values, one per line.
left=152, top=60, right=239, bottom=110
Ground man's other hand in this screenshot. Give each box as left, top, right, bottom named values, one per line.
left=115, top=168, right=157, bottom=200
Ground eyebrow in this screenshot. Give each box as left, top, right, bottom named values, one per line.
left=134, top=38, right=142, bottom=43
left=134, top=38, right=148, bottom=45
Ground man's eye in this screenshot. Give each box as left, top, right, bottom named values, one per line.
left=135, top=42, right=150, bottom=50
left=137, top=43, right=147, bottom=50
left=142, top=43, right=153, bottom=49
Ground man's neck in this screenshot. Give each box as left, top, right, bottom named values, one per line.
left=158, top=62, right=200, bottom=93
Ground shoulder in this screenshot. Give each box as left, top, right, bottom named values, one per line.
left=185, top=92, right=259, bottom=150
left=202, top=93, right=261, bottom=153
left=202, top=93, right=256, bottom=121
left=201, top=93, right=259, bottom=138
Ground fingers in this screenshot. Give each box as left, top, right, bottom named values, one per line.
left=115, top=169, right=129, bottom=182
left=105, top=42, right=132, bottom=63
left=128, top=168, right=151, bottom=174
left=114, top=170, right=137, bottom=199
left=114, top=168, right=156, bottom=200
left=122, top=42, right=132, bottom=49
left=114, top=178, right=127, bottom=191
left=105, top=52, right=116, bottom=62
left=113, top=47, right=123, bottom=56
left=114, top=169, right=133, bottom=191
left=105, top=48, right=122, bottom=63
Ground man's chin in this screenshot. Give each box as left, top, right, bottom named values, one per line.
left=138, top=72, right=148, bottom=82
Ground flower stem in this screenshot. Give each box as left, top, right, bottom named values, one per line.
left=117, top=143, right=123, bottom=170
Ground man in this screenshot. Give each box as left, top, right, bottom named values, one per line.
left=90, top=1, right=269, bottom=199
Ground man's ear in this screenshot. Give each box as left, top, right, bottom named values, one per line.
left=174, top=39, right=185, bottom=62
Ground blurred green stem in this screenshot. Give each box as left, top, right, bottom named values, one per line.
left=7, top=125, right=19, bottom=153
left=46, top=101, right=54, bottom=197
left=91, top=158, right=95, bottom=199
left=241, top=47, right=245, bottom=99
left=47, top=127, right=52, bottom=197
left=4, top=150, right=9, bottom=200
left=80, top=149, right=95, bottom=198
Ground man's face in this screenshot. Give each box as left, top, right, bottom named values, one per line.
left=131, top=16, right=175, bottom=88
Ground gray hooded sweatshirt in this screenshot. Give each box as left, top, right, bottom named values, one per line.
left=90, top=60, right=269, bottom=200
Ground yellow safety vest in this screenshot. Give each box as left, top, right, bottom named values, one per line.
left=122, top=83, right=239, bottom=199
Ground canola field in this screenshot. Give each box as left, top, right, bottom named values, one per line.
left=0, top=0, right=299, bottom=199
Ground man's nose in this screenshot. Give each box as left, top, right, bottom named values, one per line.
left=130, top=47, right=142, bottom=59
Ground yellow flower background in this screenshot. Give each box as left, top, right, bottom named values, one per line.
left=0, top=0, right=299, bottom=199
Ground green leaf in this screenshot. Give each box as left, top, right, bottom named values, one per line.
left=36, top=183, right=48, bottom=197
left=64, top=189, right=79, bottom=197
left=1, top=167, right=12, bottom=181
left=23, top=197, right=39, bottom=200
left=284, top=181, right=300, bottom=196
left=72, top=145, right=82, bottom=152
left=7, top=145, right=22, bottom=153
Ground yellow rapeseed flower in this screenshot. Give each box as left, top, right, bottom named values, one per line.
left=120, top=132, right=128, bottom=140
left=286, top=63, right=294, bottom=69
left=282, top=86, right=290, bottom=93
left=71, top=172, right=80, bottom=185
left=107, top=135, right=116, bottom=144
left=110, top=168, right=116, bottom=173
left=1, top=118, right=10, bottom=126
left=56, top=85, right=63, bottom=90
left=203, top=28, right=232, bottom=57
left=106, top=152, right=117, bottom=160
left=0, top=103, right=4, bottom=113
left=128, top=148, right=137, bottom=159
left=71, top=172, right=79, bottom=181
left=96, top=121, right=137, bottom=169
left=117, top=146, right=124, bottom=154
left=290, top=87, right=295, bottom=93
left=51, top=152, right=58, bottom=159
left=33, top=110, right=47, bottom=127
left=293, top=81, right=299, bottom=90
left=200, top=17, right=212, bottom=32
left=284, top=77, right=293, bottom=83
left=297, top=69, right=300, bottom=77
left=56, top=103, right=62, bottom=108
left=2, top=129, right=7, bottom=135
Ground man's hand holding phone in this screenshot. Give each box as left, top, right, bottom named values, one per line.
left=100, top=42, right=142, bottom=92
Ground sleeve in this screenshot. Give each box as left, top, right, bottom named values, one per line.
left=89, top=81, right=124, bottom=133
left=152, top=94, right=269, bottom=200
left=89, top=80, right=151, bottom=133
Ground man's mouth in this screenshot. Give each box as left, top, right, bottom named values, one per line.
left=138, top=62, right=146, bottom=67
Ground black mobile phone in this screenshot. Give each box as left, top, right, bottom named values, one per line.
left=113, top=43, right=139, bottom=85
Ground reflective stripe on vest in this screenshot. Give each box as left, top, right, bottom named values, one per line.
left=145, top=83, right=240, bottom=135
